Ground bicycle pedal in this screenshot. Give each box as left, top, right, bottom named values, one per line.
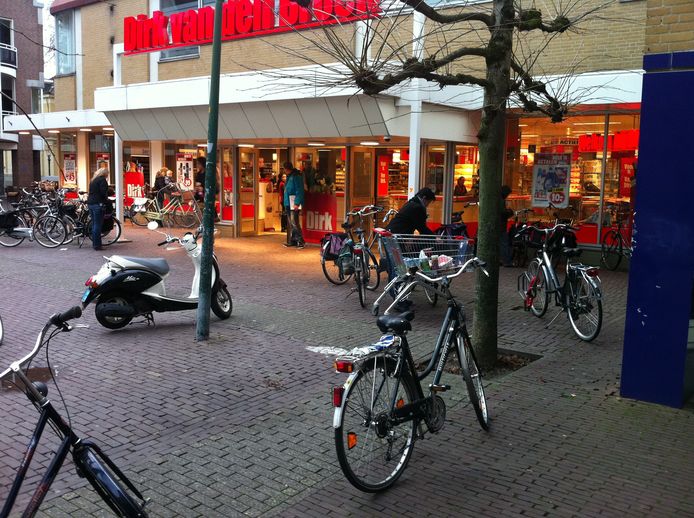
left=429, top=384, right=450, bottom=393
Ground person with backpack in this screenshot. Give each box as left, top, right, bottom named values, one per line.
left=282, top=161, right=305, bottom=249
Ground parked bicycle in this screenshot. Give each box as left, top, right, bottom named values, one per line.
left=434, top=202, right=477, bottom=239
left=0, top=197, right=68, bottom=248
left=0, top=307, right=149, bottom=517
left=600, top=204, right=633, bottom=271
left=320, top=206, right=387, bottom=288
left=129, top=184, right=200, bottom=228
left=50, top=191, right=122, bottom=247
left=332, top=251, right=490, bottom=492
left=517, top=223, right=603, bottom=341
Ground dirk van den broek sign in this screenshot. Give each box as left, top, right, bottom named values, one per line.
left=124, top=0, right=382, bottom=55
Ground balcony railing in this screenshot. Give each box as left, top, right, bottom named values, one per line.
left=0, top=43, right=17, bottom=68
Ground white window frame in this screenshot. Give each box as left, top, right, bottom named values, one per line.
left=55, top=10, right=76, bottom=76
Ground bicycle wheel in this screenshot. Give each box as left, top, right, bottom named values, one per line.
left=354, top=256, right=366, bottom=308
left=321, top=241, right=352, bottom=285
left=568, top=275, right=603, bottom=341
left=33, top=216, right=67, bottom=248
left=101, top=218, right=122, bottom=246
left=457, top=332, right=489, bottom=430
left=0, top=214, right=27, bottom=247
left=526, top=259, right=548, bottom=317
left=173, top=201, right=198, bottom=228
left=61, top=215, right=76, bottom=245
left=600, top=231, right=622, bottom=271
left=364, top=247, right=381, bottom=291
left=74, top=444, right=148, bottom=518
left=335, top=356, right=417, bottom=492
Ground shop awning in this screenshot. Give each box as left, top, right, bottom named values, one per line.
left=2, top=109, right=111, bottom=133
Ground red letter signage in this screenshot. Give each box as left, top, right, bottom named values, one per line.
left=124, top=0, right=381, bottom=55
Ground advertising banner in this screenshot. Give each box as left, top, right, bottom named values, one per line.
left=377, top=156, right=390, bottom=197
left=176, top=153, right=194, bottom=190
left=303, top=192, right=337, bottom=243
left=531, top=153, right=572, bottom=208
left=63, top=153, right=77, bottom=186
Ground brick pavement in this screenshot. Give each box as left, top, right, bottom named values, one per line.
left=0, top=227, right=692, bottom=517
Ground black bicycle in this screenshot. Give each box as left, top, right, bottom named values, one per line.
left=332, top=257, right=490, bottom=492
left=0, top=307, right=148, bottom=517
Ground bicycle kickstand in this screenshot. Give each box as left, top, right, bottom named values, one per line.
left=544, top=309, right=565, bottom=329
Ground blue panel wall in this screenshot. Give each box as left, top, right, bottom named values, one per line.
left=621, top=52, right=694, bottom=407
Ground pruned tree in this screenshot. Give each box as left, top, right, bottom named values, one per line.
left=250, top=0, right=618, bottom=368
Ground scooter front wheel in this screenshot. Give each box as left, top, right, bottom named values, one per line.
left=211, top=286, right=232, bottom=319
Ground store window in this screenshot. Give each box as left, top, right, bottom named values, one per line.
left=60, top=133, right=77, bottom=186
left=510, top=110, right=640, bottom=245
left=89, top=132, right=114, bottom=176
left=424, top=144, right=446, bottom=195
left=55, top=11, right=75, bottom=75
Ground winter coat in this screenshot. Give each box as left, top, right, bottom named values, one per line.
left=283, top=169, right=305, bottom=208
left=386, top=196, right=433, bottom=235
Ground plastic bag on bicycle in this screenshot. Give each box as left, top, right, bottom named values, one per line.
left=337, top=242, right=355, bottom=275
left=321, top=232, right=349, bottom=260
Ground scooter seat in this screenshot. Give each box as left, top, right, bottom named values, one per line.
left=111, top=255, right=170, bottom=276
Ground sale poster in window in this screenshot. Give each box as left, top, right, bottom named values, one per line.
left=531, top=153, right=571, bottom=208
left=175, top=153, right=194, bottom=190
left=63, top=153, right=77, bottom=186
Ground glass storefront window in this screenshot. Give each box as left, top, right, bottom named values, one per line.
left=89, top=132, right=113, bottom=176
left=509, top=109, right=640, bottom=245
left=424, top=144, right=446, bottom=195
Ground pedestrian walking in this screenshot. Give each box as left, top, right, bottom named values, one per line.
left=87, top=160, right=110, bottom=251
left=282, top=162, right=305, bottom=249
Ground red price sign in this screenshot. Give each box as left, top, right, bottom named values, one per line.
left=549, top=192, right=565, bottom=204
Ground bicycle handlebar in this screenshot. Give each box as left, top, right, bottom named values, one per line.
left=0, top=307, right=83, bottom=382
left=414, top=257, right=489, bottom=284
left=514, top=222, right=578, bottom=239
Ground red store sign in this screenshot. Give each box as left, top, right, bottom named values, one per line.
left=124, top=0, right=381, bottom=55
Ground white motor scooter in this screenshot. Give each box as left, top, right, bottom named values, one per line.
left=81, top=221, right=232, bottom=329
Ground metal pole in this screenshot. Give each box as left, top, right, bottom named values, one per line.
left=196, top=0, right=224, bottom=341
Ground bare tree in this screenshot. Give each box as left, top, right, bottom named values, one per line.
left=250, top=0, right=619, bottom=367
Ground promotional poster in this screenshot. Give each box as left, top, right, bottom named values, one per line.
left=531, top=153, right=572, bottom=208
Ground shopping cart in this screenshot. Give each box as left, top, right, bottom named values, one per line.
left=372, top=234, right=476, bottom=315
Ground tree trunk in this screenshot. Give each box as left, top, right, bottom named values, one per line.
left=471, top=0, right=514, bottom=369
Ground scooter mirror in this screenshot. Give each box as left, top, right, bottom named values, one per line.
left=147, top=221, right=159, bottom=231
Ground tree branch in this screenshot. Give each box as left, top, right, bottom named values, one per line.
left=509, top=60, right=568, bottom=122
left=399, top=0, right=492, bottom=27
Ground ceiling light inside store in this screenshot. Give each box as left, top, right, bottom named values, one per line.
left=18, top=131, right=30, bottom=135
left=197, top=144, right=207, bottom=148
left=521, top=134, right=539, bottom=138
left=572, top=122, right=622, bottom=126
left=48, top=130, right=60, bottom=134
left=518, top=124, right=528, bottom=127
left=308, top=142, right=325, bottom=146
left=360, top=141, right=379, bottom=146
left=238, top=144, right=255, bottom=148
left=103, top=127, right=114, bottom=131
left=79, top=128, right=92, bottom=132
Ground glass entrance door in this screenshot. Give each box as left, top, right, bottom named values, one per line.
left=350, top=147, right=374, bottom=209
left=239, top=148, right=256, bottom=235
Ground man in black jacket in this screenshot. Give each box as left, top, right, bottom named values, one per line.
left=385, top=187, right=436, bottom=235
left=384, top=187, right=436, bottom=310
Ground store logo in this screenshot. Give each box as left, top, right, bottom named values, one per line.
left=124, top=0, right=381, bottom=55
left=306, top=211, right=333, bottom=231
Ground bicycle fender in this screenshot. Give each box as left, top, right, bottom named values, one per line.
left=333, top=371, right=359, bottom=429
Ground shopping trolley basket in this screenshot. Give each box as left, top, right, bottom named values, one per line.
left=382, top=234, right=475, bottom=278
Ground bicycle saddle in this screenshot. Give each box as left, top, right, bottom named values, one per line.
left=562, top=247, right=582, bottom=257
left=377, top=311, right=415, bottom=334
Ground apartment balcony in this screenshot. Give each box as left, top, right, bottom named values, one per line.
left=0, top=43, right=17, bottom=68
left=1, top=109, right=19, bottom=143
